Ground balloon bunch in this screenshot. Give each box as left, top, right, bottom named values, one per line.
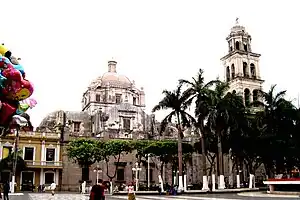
left=0, top=44, right=36, bottom=134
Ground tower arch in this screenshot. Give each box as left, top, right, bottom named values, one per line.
left=226, top=66, right=230, bottom=82
left=244, top=88, right=250, bottom=106
left=231, top=64, right=235, bottom=79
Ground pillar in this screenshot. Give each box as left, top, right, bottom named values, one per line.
left=41, top=141, right=45, bottom=165
left=56, top=142, right=60, bottom=166
left=55, top=169, right=59, bottom=185
left=40, top=169, right=44, bottom=185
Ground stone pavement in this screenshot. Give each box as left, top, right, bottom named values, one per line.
left=5, top=192, right=299, bottom=200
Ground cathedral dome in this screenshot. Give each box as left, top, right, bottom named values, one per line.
left=89, top=60, right=132, bottom=89
left=100, top=72, right=132, bottom=88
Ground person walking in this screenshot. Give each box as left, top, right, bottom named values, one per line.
left=90, top=179, right=106, bottom=200
left=50, top=182, right=56, bottom=196
left=126, top=183, right=135, bottom=200
left=3, top=181, right=10, bottom=200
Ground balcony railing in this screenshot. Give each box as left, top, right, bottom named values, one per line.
left=25, top=160, right=63, bottom=167
left=7, top=131, right=60, bottom=139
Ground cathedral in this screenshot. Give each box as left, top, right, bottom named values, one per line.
left=36, top=20, right=265, bottom=191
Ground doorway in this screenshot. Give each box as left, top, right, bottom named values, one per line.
left=21, top=171, right=34, bottom=191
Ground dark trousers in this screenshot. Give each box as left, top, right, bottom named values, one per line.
left=3, top=192, right=9, bottom=200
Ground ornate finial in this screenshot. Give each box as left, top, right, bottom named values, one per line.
left=235, top=17, right=239, bottom=25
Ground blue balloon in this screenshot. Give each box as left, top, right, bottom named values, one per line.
left=13, top=64, right=25, bottom=76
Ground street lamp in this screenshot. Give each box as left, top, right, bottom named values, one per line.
left=93, top=165, right=102, bottom=185
left=11, top=115, right=28, bottom=193
left=132, top=162, right=141, bottom=191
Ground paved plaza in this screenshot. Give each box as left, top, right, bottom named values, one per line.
left=23, top=192, right=300, bottom=200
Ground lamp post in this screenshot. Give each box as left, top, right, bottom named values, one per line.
left=11, top=115, right=28, bottom=193
left=93, top=165, right=102, bottom=185
left=132, top=162, right=141, bottom=191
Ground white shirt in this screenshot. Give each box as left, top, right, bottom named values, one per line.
left=127, top=186, right=134, bottom=194
left=50, top=183, right=56, bottom=190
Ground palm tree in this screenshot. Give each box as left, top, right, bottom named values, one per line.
left=152, top=83, right=195, bottom=190
left=253, top=85, right=296, bottom=177
left=207, top=81, right=244, bottom=189
left=179, top=69, right=219, bottom=190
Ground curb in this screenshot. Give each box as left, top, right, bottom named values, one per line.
left=238, top=192, right=300, bottom=198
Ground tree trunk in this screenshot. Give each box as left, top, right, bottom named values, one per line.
left=199, top=124, right=209, bottom=190
left=82, top=167, right=90, bottom=181
left=177, top=125, right=183, bottom=190
left=217, top=132, right=225, bottom=189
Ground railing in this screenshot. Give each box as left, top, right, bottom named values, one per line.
left=24, top=160, right=63, bottom=167
left=7, top=131, right=61, bottom=139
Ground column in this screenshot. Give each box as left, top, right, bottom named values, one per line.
left=56, top=142, right=60, bottom=166
left=55, top=169, right=59, bottom=185
left=41, top=141, right=45, bottom=165
left=40, top=169, right=44, bottom=185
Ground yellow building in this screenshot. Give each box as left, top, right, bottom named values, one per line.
left=0, top=131, right=63, bottom=191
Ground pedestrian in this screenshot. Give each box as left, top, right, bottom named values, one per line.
left=90, top=179, right=106, bottom=200
left=50, top=182, right=56, bottom=196
left=126, top=183, right=135, bottom=200
left=3, top=181, right=10, bottom=200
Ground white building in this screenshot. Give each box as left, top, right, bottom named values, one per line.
left=221, top=19, right=264, bottom=106
left=81, top=60, right=148, bottom=137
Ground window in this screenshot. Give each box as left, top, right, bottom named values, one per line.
left=2, top=146, right=12, bottom=159
left=116, top=94, right=122, bottom=104
left=244, top=44, right=248, bottom=51
left=46, top=148, right=55, bottom=162
left=73, top=122, right=80, bottom=132
left=96, top=94, right=101, bottom=102
left=133, top=97, right=136, bottom=105
left=24, top=147, right=34, bottom=160
left=123, top=118, right=130, bottom=130
left=235, top=41, right=240, bottom=50
left=21, top=171, right=34, bottom=185
left=117, top=168, right=125, bottom=181
left=243, top=62, right=249, bottom=77
left=45, top=172, right=54, bottom=184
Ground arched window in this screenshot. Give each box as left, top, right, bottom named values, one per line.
left=232, top=90, right=236, bottom=94
left=243, top=62, right=249, bottom=77
left=250, top=63, right=256, bottom=78
left=253, top=90, right=258, bottom=102
left=231, top=64, right=235, bottom=79
left=244, top=88, right=250, bottom=106
left=226, top=66, right=230, bottom=82
left=235, top=41, right=240, bottom=50
left=244, top=44, right=248, bottom=51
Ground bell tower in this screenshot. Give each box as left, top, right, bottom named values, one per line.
left=221, top=18, right=264, bottom=106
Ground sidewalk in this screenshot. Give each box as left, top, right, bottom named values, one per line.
left=2, top=193, right=28, bottom=200
left=113, top=188, right=259, bottom=195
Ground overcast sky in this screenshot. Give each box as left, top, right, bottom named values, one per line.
left=1, top=0, right=299, bottom=127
